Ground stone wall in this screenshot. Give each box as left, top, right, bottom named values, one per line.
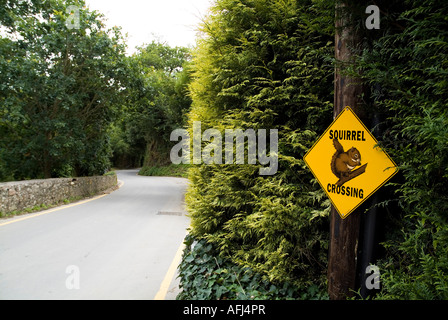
left=0, top=174, right=117, bottom=215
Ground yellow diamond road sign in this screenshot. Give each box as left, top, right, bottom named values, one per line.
left=303, top=106, right=398, bottom=219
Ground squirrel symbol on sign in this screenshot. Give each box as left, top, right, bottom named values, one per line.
left=330, top=138, right=367, bottom=186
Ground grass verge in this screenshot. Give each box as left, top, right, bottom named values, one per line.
left=138, top=164, right=190, bottom=178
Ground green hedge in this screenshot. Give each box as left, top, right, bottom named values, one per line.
left=355, top=0, right=448, bottom=299
left=184, top=0, right=334, bottom=295
left=179, top=0, right=448, bottom=299
left=177, top=234, right=327, bottom=300
left=138, top=164, right=190, bottom=178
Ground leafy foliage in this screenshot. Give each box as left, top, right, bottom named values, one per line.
left=180, top=0, right=448, bottom=300
left=0, top=2, right=192, bottom=177
left=353, top=0, right=448, bottom=299
left=138, top=163, right=190, bottom=178
left=183, top=0, right=334, bottom=294
left=0, top=0, right=128, bottom=179
left=177, top=234, right=327, bottom=300
left=110, top=42, right=192, bottom=168
left=2, top=0, right=447, bottom=300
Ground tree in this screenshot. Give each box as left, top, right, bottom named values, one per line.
left=111, top=41, right=192, bottom=169
left=0, top=0, right=128, bottom=180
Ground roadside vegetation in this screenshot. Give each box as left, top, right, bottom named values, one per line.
left=138, top=164, right=190, bottom=178
left=0, top=0, right=191, bottom=182
left=1, top=0, right=447, bottom=300
left=177, top=0, right=448, bottom=300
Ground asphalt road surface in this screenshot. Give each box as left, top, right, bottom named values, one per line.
left=0, top=169, right=190, bottom=300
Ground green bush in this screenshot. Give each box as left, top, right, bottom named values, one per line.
left=184, top=0, right=334, bottom=294
left=354, top=0, right=448, bottom=299
left=181, top=0, right=448, bottom=300
left=177, top=234, right=327, bottom=300
left=138, top=164, right=190, bottom=178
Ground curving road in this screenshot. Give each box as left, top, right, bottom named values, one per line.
left=0, top=169, right=189, bottom=300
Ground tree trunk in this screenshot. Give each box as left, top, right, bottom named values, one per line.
left=328, top=2, right=364, bottom=300
left=42, top=131, right=53, bottom=179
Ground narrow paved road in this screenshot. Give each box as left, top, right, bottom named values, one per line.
left=0, top=169, right=189, bottom=300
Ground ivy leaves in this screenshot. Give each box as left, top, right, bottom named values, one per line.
left=177, top=235, right=304, bottom=300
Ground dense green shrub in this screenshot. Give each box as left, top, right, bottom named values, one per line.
left=354, top=0, right=448, bottom=299
left=180, top=0, right=448, bottom=300
left=111, top=42, right=192, bottom=169
left=177, top=234, right=327, bottom=300
left=138, top=164, right=190, bottom=178
left=184, top=0, right=335, bottom=294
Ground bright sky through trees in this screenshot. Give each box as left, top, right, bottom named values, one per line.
left=85, top=0, right=212, bottom=54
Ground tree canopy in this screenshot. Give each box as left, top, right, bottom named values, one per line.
left=0, top=0, right=128, bottom=179
left=0, top=0, right=191, bottom=179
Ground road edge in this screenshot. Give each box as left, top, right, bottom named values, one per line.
left=0, top=180, right=124, bottom=227
left=154, top=234, right=186, bottom=300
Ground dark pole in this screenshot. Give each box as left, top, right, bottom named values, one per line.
left=358, top=194, right=379, bottom=298
left=357, top=87, right=383, bottom=299
left=328, top=2, right=364, bottom=300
